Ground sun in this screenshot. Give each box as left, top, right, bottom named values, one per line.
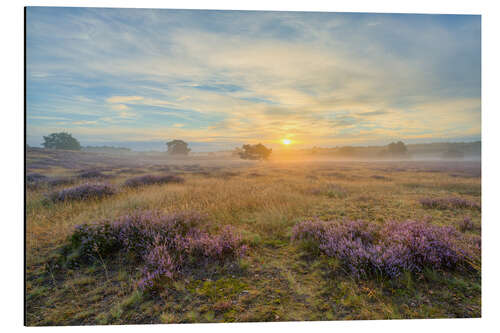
left=281, top=138, right=292, bottom=145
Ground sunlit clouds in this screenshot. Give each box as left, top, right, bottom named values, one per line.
left=26, top=8, right=481, bottom=151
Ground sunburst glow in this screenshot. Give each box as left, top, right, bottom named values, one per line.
left=282, top=139, right=292, bottom=145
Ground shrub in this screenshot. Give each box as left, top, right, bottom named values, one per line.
left=27, top=173, right=50, bottom=189
left=378, top=221, right=472, bottom=277
left=247, top=172, right=262, bottom=178
left=27, top=173, right=48, bottom=183
left=324, top=172, right=347, bottom=179
left=48, top=183, right=116, bottom=202
left=47, top=177, right=74, bottom=187
left=292, top=219, right=478, bottom=278
left=63, top=223, right=121, bottom=265
left=27, top=175, right=75, bottom=189
left=78, top=170, right=111, bottom=179
left=61, top=211, right=246, bottom=290
left=154, top=166, right=171, bottom=172
left=116, top=168, right=145, bottom=174
left=124, top=174, right=184, bottom=188
left=458, top=217, right=478, bottom=233
left=307, top=183, right=347, bottom=198
left=420, top=197, right=480, bottom=211
left=371, top=175, right=390, bottom=181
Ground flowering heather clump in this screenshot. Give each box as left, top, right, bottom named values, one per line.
left=48, top=183, right=116, bottom=202
left=292, top=218, right=478, bottom=278
left=27, top=175, right=75, bottom=189
left=324, top=172, right=348, bottom=179
left=78, top=170, right=111, bottom=179
left=371, top=175, right=391, bottom=181
left=420, top=197, right=480, bottom=211
left=124, top=174, right=184, bottom=188
left=307, top=183, right=347, bottom=198
left=115, top=168, right=145, bottom=174
left=63, top=223, right=121, bottom=264
left=61, top=211, right=246, bottom=290
left=458, top=217, right=478, bottom=233
left=47, top=177, right=74, bottom=187
left=27, top=173, right=48, bottom=183
left=378, top=221, right=471, bottom=277
left=27, top=173, right=49, bottom=189
left=152, top=165, right=171, bottom=172
left=247, top=172, right=263, bottom=178
left=290, top=219, right=329, bottom=244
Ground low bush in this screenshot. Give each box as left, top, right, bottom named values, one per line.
left=61, top=211, right=246, bottom=290
left=247, top=172, right=262, bottom=178
left=371, top=175, right=391, bottom=181
left=420, top=197, right=480, bottom=210
left=27, top=175, right=75, bottom=189
left=115, top=168, right=145, bottom=174
left=151, top=165, right=171, bottom=172
left=124, top=174, right=184, bottom=188
left=78, top=170, right=111, bottom=179
left=47, top=177, right=74, bottom=187
left=458, top=217, right=478, bottom=233
left=27, top=173, right=49, bottom=189
left=292, top=219, right=479, bottom=278
left=323, top=172, right=348, bottom=179
left=307, top=183, right=347, bottom=198
left=27, top=173, right=48, bottom=183
left=48, top=183, right=116, bottom=202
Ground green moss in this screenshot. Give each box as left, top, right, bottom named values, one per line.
left=262, top=239, right=288, bottom=248
left=160, top=312, right=177, bottom=324
left=95, top=312, right=108, bottom=325
left=189, top=278, right=247, bottom=301
left=184, top=310, right=199, bottom=323
left=27, top=285, right=49, bottom=300
left=121, top=290, right=143, bottom=310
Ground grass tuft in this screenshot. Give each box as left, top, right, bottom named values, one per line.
left=124, top=174, right=184, bottom=188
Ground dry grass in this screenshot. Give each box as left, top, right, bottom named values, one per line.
left=25, top=151, right=481, bottom=325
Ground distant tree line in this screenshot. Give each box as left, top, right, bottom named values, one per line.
left=39, top=131, right=477, bottom=160
left=306, top=141, right=481, bottom=159
left=83, top=146, right=132, bottom=153
left=41, top=132, right=133, bottom=153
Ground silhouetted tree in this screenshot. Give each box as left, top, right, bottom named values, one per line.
left=238, top=143, right=272, bottom=160
left=387, top=141, right=408, bottom=156
left=166, top=139, right=191, bottom=155
left=42, top=132, right=81, bottom=150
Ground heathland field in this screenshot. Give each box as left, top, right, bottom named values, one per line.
left=25, top=148, right=481, bottom=325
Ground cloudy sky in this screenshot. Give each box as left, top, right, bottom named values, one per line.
left=26, top=7, right=481, bottom=151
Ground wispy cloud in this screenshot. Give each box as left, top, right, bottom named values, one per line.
left=111, top=104, right=129, bottom=111
left=357, top=110, right=390, bottom=117
left=106, top=96, right=144, bottom=104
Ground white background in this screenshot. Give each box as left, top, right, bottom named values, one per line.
left=1, top=0, right=499, bottom=332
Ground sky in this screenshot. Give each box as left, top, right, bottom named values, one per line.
left=26, top=7, right=481, bottom=151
